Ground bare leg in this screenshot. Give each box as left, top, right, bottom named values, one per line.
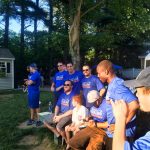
left=30, top=108, right=34, bottom=120
left=35, top=108, right=40, bottom=120
left=44, top=121, right=60, bottom=137
left=57, top=127, right=67, bottom=142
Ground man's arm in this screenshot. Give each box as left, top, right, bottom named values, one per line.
left=50, top=82, right=55, bottom=92
left=97, top=121, right=108, bottom=129
left=54, top=110, right=72, bottom=123
left=26, top=80, right=34, bottom=85
left=59, top=110, right=72, bottom=118
left=54, top=106, right=60, bottom=116
left=110, top=100, right=127, bottom=150
left=55, top=85, right=64, bottom=92
left=126, top=100, right=139, bottom=124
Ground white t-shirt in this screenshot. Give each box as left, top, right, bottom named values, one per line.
left=72, top=105, right=89, bottom=126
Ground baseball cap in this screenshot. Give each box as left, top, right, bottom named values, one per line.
left=124, top=67, right=150, bottom=88
left=29, top=63, right=37, bottom=69
left=87, top=90, right=100, bottom=103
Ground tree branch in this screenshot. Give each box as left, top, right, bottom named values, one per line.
left=55, top=4, right=70, bottom=25
left=81, top=1, right=104, bottom=18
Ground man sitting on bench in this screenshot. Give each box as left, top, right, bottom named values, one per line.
left=44, top=80, right=75, bottom=139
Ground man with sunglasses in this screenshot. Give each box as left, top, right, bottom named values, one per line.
left=97, top=60, right=139, bottom=150
left=44, top=80, right=75, bottom=139
left=66, top=62, right=84, bottom=94
left=51, top=61, right=68, bottom=107
left=82, top=64, right=105, bottom=109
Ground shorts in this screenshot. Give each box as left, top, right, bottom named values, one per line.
left=69, top=126, right=106, bottom=150
left=28, top=92, right=40, bottom=109
left=48, top=113, right=72, bottom=131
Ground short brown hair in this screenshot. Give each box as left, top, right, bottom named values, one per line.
left=72, top=95, right=82, bottom=105
left=97, top=60, right=114, bottom=73
left=142, top=87, right=150, bottom=95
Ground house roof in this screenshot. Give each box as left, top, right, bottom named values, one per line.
left=0, top=48, right=15, bottom=59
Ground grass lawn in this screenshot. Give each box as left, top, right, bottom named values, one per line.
left=0, top=90, right=64, bottom=150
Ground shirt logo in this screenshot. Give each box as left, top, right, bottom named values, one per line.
left=56, top=75, right=64, bottom=81
left=82, top=82, right=91, bottom=88
left=91, top=108, right=103, bottom=119
left=70, top=77, right=79, bottom=83
left=61, top=99, right=69, bottom=107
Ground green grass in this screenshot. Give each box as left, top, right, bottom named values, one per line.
left=0, top=90, right=64, bottom=150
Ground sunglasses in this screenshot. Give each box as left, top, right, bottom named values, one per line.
left=83, top=69, right=89, bottom=72
left=64, top=84, right=71, bottom=86
left=67, top=65, right=73, bottom=68
left=57, top=65, right=63, bottom=67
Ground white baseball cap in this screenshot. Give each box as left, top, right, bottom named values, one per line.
left=87, top=90, right=100, bottom=103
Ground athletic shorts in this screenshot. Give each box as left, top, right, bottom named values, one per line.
left=28, top=91, right=40, bottom=109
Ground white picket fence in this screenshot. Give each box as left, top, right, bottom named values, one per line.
left=122, top=68, right=141, bottom=79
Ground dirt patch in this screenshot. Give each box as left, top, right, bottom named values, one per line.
left=0, top=94, right=14, bottom=101
left=18, top=121, right=36, bottom=129
left=18, top=121, right=44, bottom=129
left=32, top=137, right=53, bottom=150
left=18, top=135, right=39, bottom=146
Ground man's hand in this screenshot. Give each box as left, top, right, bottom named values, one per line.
left=108, top=124, right=115, bottom=133
left=53, top=115, right=62, bottom=123
left=87, top=120, right=96, bottom=128
left=110, top=99, right=128, bottom=121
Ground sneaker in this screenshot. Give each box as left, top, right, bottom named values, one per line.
left=27, top=119, right=35, bottom=126
left=36, top=120, right=43, bottom=127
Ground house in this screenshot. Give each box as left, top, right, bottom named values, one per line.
left=138, top=50, right=150, bottom=69
left=0, top=48, right=15, bottom=90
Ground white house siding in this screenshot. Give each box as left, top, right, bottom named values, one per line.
left=0, top=59, right=13, bottom=89
left=122, top=68, right=141, bottom=79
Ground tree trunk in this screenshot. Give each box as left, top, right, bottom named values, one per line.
left=48, top=0, right=53, bottom=68
left=4, top=4, right=9, bottom=48
left=20, top=1, right=25, bottom=78
left=34, top=0, right=39, bottom=55
left=69, top=0, right=83, bottom=70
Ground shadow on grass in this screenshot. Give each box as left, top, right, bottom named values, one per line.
left=0, top=91, right=64, bottom=150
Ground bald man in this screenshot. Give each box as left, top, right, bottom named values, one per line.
left=97, top=60, right=139, bottom=150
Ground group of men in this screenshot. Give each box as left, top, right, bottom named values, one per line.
left=25, top=60, right=150, bottom=150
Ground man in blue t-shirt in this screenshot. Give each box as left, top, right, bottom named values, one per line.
left=66, top=62, right=84, bottom=94
left=81, top=64, right=105, bottom=108
left=25, top=63, right=41, bottom=126
left=44, top=80, right=75, bottom=139
left=97, top=60, right=139, bottom=150
left=69, top=90, right=108, bottom=150
left=111, top=67, right=150, bottom=150
left=51, top=61, right=68, bottom=107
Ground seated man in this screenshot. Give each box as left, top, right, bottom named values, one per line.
left=69, top=90, right=108, bottom=150
left=111, top=67, right=150, bottom=150
left=44, top=80, right=75, bottom=138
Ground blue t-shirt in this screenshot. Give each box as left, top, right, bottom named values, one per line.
left=56, top=91, right=74, bottom=113
left=28, top=71, right=41, bottom=93
left=124, top=131, right=150, bottom=150
left=66, top=71, right=84, bottom=94
left=106, top=77, right=137, bottom=138
left=90, top=99, right=107, bottom=123
left=53, top=71, right=68, bottom=95
left=82, top=75, right=104, bottom=108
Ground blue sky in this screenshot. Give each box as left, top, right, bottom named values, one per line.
left=0, top=0, right=49, bottom=33
left=0, top=16, right=47, bottom=33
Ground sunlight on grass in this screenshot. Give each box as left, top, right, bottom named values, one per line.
left=0, top=90, right=63, bottom=150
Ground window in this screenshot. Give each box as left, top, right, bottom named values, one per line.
left=0, top=61, right=11, bottom=77
left=7, top=62, right=10, bottom=73
left=0, top=62, right=6, bottom=77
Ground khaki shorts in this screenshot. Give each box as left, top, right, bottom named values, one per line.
left=69, top=126, right=106, bottom=150
left=48, top=113, right=72, bottom=131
